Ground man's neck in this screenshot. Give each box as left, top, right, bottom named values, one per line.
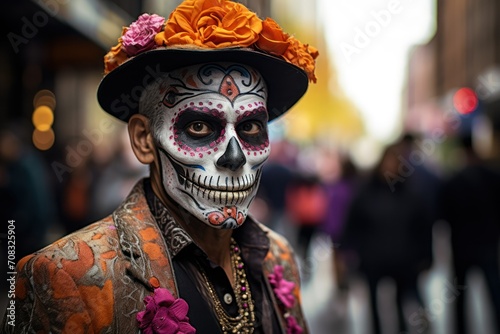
left=150, top=172, right=233, bottom=271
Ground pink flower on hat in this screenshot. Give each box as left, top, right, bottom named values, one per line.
left=136, top=288, right=195, bottom=334
left=122, top=14, right=165, bottom=56
left=268, top=265, right=296, bottom=309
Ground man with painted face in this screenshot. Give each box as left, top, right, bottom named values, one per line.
left=1, top=1, right=318, bottom=333
left=142, top=63, right=270, bottom=230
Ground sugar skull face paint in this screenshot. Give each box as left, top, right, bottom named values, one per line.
left=151, top=63, right=270, bottom=229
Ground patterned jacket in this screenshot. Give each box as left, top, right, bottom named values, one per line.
left=1, top=181, right=308, bottom=333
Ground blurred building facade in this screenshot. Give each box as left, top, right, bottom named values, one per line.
left=434, top=0, right=500, bottom=97
left=405, top=0, right=500, bottom=137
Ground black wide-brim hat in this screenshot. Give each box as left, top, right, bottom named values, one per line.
left=97, top=47, right=309, bottom=123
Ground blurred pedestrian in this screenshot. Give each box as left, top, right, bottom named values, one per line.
left=320, top=155, right=358, bottom=291
left=252, top=139, right=296, bottom=232
left=286, top=172, right=328, bottom=262
left=439, top=98, right=500, bottom=334
left=399, top=133, right=442, bottom=223
left=342, top=142, right=433, bottom=334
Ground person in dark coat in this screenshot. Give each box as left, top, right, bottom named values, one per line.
left=439, top=98, right=500, bottom=334
left=342, top=142, right=433, bottom=334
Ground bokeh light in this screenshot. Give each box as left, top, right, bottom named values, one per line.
left=453, top=87, right=478, bottom=114
left=32, top=128, right=55, bottom=151
left=33, top=89, right=56, bottom=110
left=32, top=106, right=54, bottom=131
left=32, top=89, right=56, bottom=150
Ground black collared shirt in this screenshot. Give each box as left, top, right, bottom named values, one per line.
left=144, top=179, right=282, bottom=333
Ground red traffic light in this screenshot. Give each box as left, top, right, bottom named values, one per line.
left=453, top=87, right=478, bottom=114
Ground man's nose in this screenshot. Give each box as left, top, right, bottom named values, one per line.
left=216, top=136, right=246, bottom=171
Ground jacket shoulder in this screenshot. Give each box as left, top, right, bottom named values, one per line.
left=258, top=222, right=297, bottom=261
left=9, top=215, right=124, bottom=333
left=19, top=214, right=124, bottom=288
left=31, top=215, right=119, bottom=266
left=258, top=223, right=301, bottom=282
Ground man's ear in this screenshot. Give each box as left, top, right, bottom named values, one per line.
left=128, top=114, right=156, bottom=164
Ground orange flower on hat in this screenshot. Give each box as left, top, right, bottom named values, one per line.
left=156, top=0, right=262, bottom=48
left=255, top=18, right=290, bottom=56
left=103, top=0, right=318, bottom=83
left=283, top=37, right=319, bottom=83
left=104, top=28, right=129, bottom=75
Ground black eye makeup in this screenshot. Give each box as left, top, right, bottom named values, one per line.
left=236, top=108, right=268, bottom=146
left=174, top=108, right=226, bottom=149
left=171, top=106, right=269, bottom=154
left=238, top=121, right=262, bottom=136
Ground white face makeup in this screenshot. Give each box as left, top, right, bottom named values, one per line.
left=151, top=63, right=270, bottom=229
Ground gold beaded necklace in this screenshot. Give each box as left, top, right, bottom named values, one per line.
left=199, top=238, right=256, bottom=334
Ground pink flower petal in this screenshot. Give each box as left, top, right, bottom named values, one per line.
left=137, top=295, right=157, bottom=328
left=143, top=295, right=155, bottom=305
left=142, top=327, right=154, bottom=334
left=122, top=13, right=165, bottom=56
left=178, top=321, right=196, bottom=334
left=169, top=299, right=190, bottom=320
left=269, top=265, right=297, bottom=309
left=154, top=288, right=176, bottom=306
left=286, top=315, right=303, bottom=334
left=153, top=309, right=179, bottom=334
left=137, top=288, right=195, bottom=333
left=136, top=310, right=147, bottom=325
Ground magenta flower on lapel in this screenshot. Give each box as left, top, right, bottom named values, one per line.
left=268, top=265, right=296, bottom=309
left=136, top=288, right=195, bottom=334
left=285, top=314, right=303, bottom=334
left=269, top=265, right=303, bottom=333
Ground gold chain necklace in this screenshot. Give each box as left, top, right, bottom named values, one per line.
left=199, top=238, right=256, bottom=334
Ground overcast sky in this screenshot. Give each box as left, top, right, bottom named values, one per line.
left=319, top=0, right=436, bottom=142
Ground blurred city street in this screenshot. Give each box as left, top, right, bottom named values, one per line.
left=2, top=0, right=500, bottom=333
left=297, top=226, right=498, bottom=334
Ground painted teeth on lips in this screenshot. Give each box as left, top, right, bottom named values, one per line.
left=181, top=173, right=257, bottom=191
left=182, top=178, right=258, bottom=205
